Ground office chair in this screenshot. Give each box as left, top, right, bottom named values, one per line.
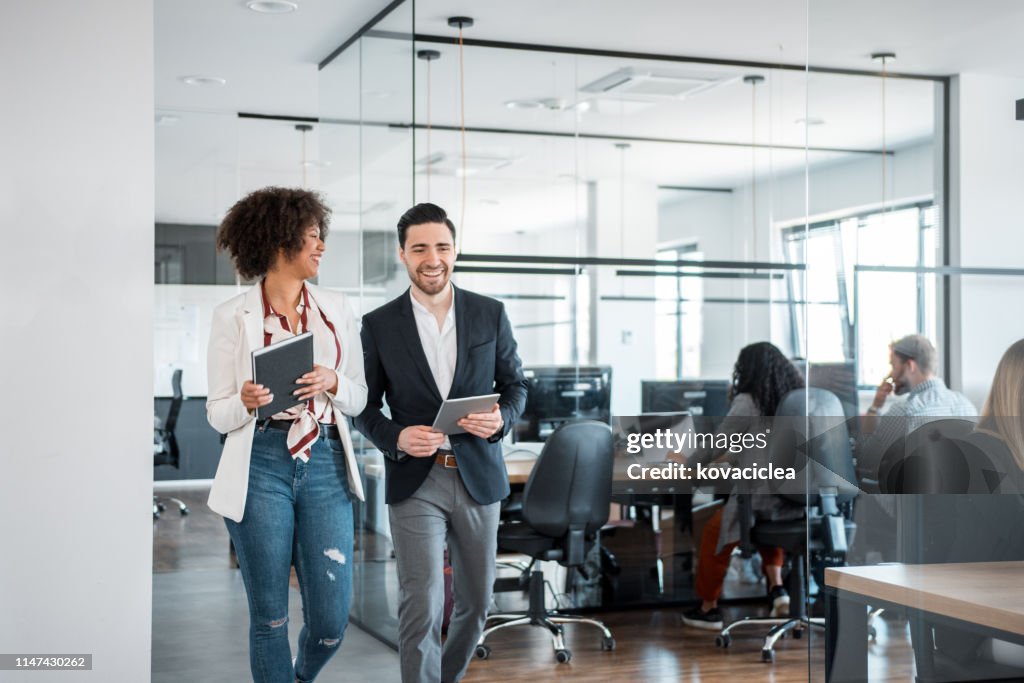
left=475, top=421, right=616, bottom=664
left=880, top=420, right=1024, bottom=682
left=715, top=388, right=858, bottom=662
left=153, top=368, right=189, bottom=519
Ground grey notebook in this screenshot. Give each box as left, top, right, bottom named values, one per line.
left=251, top=331, right=314, bottom=419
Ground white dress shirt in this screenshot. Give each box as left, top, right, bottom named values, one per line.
left=409, top=284, right=457, bottom=449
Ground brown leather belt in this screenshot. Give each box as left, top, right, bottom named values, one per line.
left=434, top=449, right=456, bottom=468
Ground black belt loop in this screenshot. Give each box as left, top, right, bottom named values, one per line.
left=256, top=418, right=270, bottom=433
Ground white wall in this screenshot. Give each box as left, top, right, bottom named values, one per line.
left=0, top=2, right=154, bottom=681
left=951, top=73, right=1024, bottom=407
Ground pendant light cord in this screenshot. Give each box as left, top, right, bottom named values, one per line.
left=458, top=24, right=467, bottom=255
left=426, top=57, right=433, bottom=200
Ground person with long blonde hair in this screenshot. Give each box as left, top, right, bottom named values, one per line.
left=929, top=339, right=1024, bottom=672
left=977, top=338, right=1024, bottom=470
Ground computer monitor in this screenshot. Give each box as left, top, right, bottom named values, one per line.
left=640, top=380, right=731, bottom=419
left=514, top=365, right=612, bottom=442
left=791, top=360, right=859, bottom=422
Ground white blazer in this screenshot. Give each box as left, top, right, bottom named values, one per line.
left=206, top=282, right=367, bottom=522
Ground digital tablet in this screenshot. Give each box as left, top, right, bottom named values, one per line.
left=431, top=394, right=501, bottom=435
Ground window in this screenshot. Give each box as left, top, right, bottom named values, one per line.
left=655, top=243, right=702, bottom=379
left=782, top=202, right=937, bottom=385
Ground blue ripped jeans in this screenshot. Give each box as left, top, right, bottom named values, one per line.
left=225, top=428, right=354, bottom=683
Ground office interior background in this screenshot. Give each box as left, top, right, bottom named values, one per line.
left=3, top=0, right=1024, bottom=681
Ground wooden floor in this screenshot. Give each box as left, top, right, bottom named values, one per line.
left=153, top=486, right=917, bottom=682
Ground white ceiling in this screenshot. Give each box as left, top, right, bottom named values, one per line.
left=413, top=0, right=1024, bottom=78
left=155, top=0, right=1024, bottom=227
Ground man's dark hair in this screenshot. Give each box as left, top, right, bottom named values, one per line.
left=396, top=203, right=456, bottom=248
left=216, top=187, right=330, bottom=280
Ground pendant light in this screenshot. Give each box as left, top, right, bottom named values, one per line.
left=871, top=52, right=895, bottom=215
left=743, top=75, right=765, bottom=260
left=416, top=49, right=441, bottom=200
left=447, top=16, right=473, bottom=254
left=295, top=123, right=312, bottom=187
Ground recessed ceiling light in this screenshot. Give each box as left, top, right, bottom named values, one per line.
left=538, top=98, right=568, bottom=111
left=301, top=160, right=332, bottom=168
left=504, top=99, right=545, bottom=110
left=362, top=90, right=391, bottom=99
left=795, top=117, right=826, bottom=126
left=181, top=75, right=226, bottom=87
left=246, top=1, right=298, bottom=14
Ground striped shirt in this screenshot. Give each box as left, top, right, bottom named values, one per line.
left=262, top=282, right=342, bottom=461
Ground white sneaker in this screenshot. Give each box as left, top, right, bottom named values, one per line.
left=769, top=586, right=790, bottom=617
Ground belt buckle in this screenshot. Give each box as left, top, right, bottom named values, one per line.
left=442, top=453, right=457, bottom=469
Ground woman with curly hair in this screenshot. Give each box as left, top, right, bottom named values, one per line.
left=206, top=187, right=366, bottom=682
left=682, top=342, right=805, bottom=630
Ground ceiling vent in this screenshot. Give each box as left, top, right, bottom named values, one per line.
left=416, top=152, right=516, bottom=177
left=579, top=67, right=738, bottom=100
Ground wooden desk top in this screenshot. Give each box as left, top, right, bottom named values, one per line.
left=505, top=459, right=534, bottom=485
left=826, top=562, right=1024, bottom=637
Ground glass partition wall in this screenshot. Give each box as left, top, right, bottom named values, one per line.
left=314, top=0, right=821, bottom=645
left=317, top=1, right=416, bottom=645
left=320, top=0, right=942, bottom=655
left=153, top=0, right=957, bottom=675
left=801, top=7, right=1024, bottom=683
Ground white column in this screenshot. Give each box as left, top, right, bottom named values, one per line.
left=0, top=2, right=154, bottom=681
left=591, top=178, right=659, bottom=416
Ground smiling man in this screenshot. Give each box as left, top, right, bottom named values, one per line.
left=355, top=203, right=528, bottom=683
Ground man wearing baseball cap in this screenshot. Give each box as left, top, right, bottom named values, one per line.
left=858, top=334, right=977, bottom=477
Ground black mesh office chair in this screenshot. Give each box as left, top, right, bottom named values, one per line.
left=475, top=421, right=616, bottom=664
left=154, top=369, right=189, bottom=519
left=716, top=388, right=858, bottom=662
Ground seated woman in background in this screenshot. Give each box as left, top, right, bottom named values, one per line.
left=931, top=338, right=1024, bottom=673
left=681, top=342, right=805, bottom=630
left=971, top=337, right=1024, bottom=489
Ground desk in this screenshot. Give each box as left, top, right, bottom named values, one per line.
left=824, top=562, right=1024, bottom=682
left=504, top=459, right=534, bottom=485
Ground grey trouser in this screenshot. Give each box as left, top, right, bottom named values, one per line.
left=388, top=464, right=500, bottom=683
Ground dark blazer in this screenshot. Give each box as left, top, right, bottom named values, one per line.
left=355, top=285, right=528, bottom=505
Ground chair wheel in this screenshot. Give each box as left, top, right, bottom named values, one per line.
left=600, top=637, right=616, bottom=651
left=179, top=506, right=190, bottom=515
left=761, top=649, right=775, bottom=663
left=715, top=634, right=731, bottom=648
left=474, top=645, right=491, bottom=660
left=157, top=502, right=167, bottom=512
left=555, top=649, right=572, bottom=663
left=792, top=627, right=803, bottom=639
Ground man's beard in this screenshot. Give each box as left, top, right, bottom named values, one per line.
left=412, top=266, right=449, bottom=295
